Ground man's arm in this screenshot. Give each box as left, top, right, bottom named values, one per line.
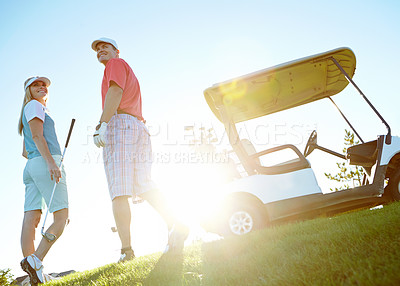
left=100, top=81, right=123, bottom=123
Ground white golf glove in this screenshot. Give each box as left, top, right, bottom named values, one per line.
left=93, top=122, right=108, bottom=148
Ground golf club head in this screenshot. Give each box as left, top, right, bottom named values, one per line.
left=42, top=232, right=57, bottom=242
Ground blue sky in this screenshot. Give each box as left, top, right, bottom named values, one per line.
left=1, top=0, right=399, bottom=278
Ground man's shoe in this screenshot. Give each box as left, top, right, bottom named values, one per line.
left=118, top=247, right=135, bottom=263
left=164, top=223, right=189, bottom=253
left=20, top=254, right=44, bottom=286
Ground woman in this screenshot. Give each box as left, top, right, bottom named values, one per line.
left=18, top=76, right=69, bottom=285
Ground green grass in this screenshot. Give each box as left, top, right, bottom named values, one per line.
left=47, top=202, right=400, bottom=286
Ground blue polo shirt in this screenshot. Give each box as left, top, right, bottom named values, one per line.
left=22, top=100, right=61, bottom=159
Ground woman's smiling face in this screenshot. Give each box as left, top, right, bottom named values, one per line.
left=29, top=81, right=48, bottom=103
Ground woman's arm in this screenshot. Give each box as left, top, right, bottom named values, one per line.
left=22, top=140, right=28, bottom=159
left=29, top=118, right=62, bottom=183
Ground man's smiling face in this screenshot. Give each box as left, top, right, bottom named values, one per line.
left=96, top=42, right=119, bottom=65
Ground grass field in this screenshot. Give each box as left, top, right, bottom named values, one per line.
left=45, top=201, right=400, bottom=285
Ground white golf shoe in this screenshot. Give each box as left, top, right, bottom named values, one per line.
left=20, top=273, right=56, bottom=285
left=118, top=247, right=135, bottom=263
left=20, top=254, right=44, bottom=285
left=164, top=223, right=189, bottom=254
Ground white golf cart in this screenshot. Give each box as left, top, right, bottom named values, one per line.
left=201, top=47, right=400, bottom=236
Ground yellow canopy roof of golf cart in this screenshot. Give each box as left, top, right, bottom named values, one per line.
left=204, top=47, right=356, bottom=123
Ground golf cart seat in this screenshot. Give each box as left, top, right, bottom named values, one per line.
left=241, top=139, right=261, bottom=165
left=240, top=139, right=311, bottom=175
left=347, top=139, right=378, bottom=168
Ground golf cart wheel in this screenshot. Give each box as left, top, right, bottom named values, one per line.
left=387, top=169, right=400, bottom=201
left=223, top=203, right=267, bottom=236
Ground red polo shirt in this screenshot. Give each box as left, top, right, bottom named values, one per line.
left=102, top=58, right=143, bottom=121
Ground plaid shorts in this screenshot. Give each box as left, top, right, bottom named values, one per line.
left=103, top=114, right=157, bottom=203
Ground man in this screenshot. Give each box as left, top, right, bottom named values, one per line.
left=91, top=37, right=188, bottom=262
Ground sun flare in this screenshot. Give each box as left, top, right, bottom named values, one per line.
left=158, top=161, right=233, bottom=229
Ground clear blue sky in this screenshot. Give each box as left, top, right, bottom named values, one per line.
left=1, top=0, right=399, bottom=278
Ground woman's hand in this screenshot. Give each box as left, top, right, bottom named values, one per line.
left=47, top=160, right=62, bottom=183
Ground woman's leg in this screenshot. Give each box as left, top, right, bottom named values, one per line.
left=21, top=210, right=42, bottom=257
left=34, top=208, right=69, bottom=261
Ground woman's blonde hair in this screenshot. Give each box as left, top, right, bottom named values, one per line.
left=18, top=77, right=48, bottom=135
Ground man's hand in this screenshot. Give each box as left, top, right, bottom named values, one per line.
left=93, top=122, right=108, bottom=148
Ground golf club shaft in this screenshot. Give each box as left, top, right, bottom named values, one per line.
left=41, top=119, right=75, bottom=238
left=65, top=119, right=76, bottom=148
left=41, top=150, right=65, bottom=235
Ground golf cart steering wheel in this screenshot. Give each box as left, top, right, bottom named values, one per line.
left=304, top=130, right=317, bottom=157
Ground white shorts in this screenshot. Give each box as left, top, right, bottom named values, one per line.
left=103, top=114, right=157, bottom=203
left=23, top=155, right=68, bottom=213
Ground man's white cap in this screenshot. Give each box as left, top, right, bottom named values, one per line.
left=91, top=37, right=119, bottom=51
left=24, top=76, right=51, bottom=91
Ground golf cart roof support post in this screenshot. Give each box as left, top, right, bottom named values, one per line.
left=329, top=57, right=392, bottom=144
left=328, top=97, right=365, bottom=144
left=225, top=121, right=256, bottom=176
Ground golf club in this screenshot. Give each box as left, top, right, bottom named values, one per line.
left=41, top=118, right=76, bottom=242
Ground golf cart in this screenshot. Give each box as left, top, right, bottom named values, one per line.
left=201, top=47, right=400, bottom=237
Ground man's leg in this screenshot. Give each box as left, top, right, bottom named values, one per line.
left=135, top=124, right=189, bottom=252
left=140, top=190, right=189, bottom=253
left=112, top=196, right=132, bottom=249
left=35, top=208, right=69, bottom=261
left=21, top=210, right=42, bottom=257
left=140, top=190, right=175, bottom=228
